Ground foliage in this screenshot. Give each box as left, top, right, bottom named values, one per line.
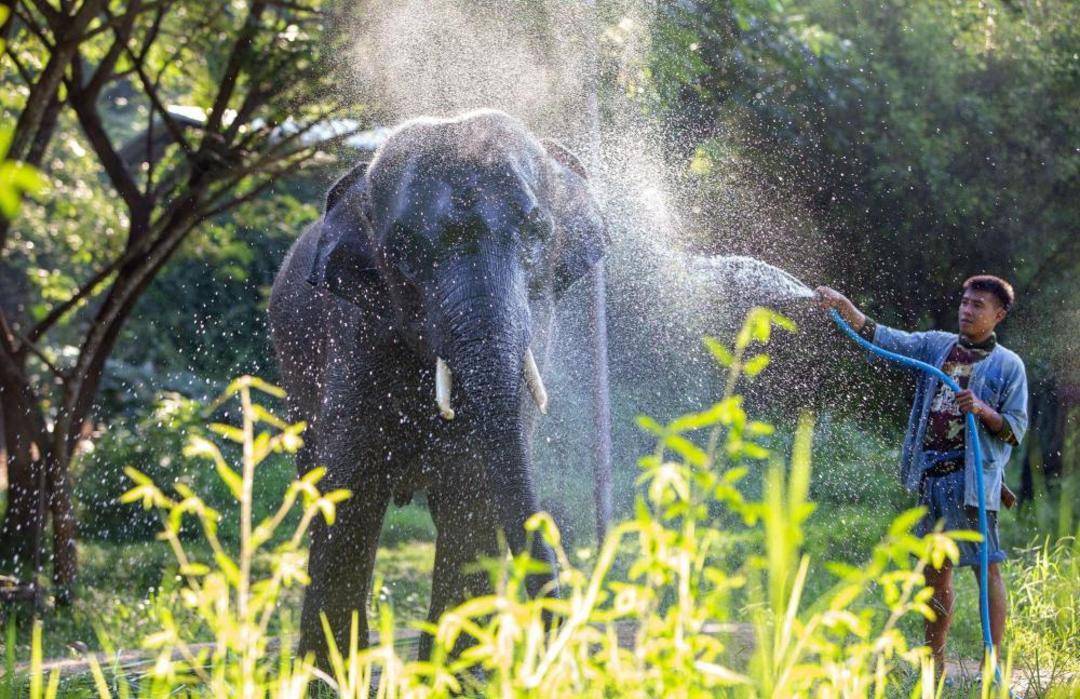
left=116, top=376, right=345, bottom=695
left=8, top=310, right=1045, bottom=697
left=113, top=191, right=321, bottom=384
left=644, top=0, right=1079, bottom=484
left=648, top=0, right=1078, bottom=331
left=0, top=0, right=363, bottom=584
left=72, top=390, right=301, bottom=544
left=0, top=128, right=44, bottom=222
left=0, top=6, right=45, bottom=221
left=73, top=392, right=204, bottom=542
left=1007, top=536, right=1080, bottom=697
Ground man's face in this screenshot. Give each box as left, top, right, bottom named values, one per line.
left=958, top=288, right=1006, bottom=340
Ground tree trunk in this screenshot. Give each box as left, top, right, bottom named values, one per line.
left=44, top=441, right=77, bottom=595
left=0, top=356, right=49, bottom=581
left=0, top=197, right=198, bottom=593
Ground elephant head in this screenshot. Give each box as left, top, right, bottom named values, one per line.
left=306, top=110, right=607, bottom=578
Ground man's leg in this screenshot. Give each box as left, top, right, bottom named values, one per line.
left=973, top=562, right=1007, bottom=663
left=924, top=560, right=955, bottom=681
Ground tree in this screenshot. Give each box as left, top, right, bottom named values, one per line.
left=0, top=0, right=359, bottom=597
left=640, top=0, right=1079, bottom=512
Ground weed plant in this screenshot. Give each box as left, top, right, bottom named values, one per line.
left=7, top=309, right=1076, bottom=697
left=1007, top=536, right=1079, bottom=697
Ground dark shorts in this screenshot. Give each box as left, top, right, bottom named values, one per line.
left=915, top=469, right=1006, bottom=568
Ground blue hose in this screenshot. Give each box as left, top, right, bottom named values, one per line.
left=828, top=309, right=1005, bottom=688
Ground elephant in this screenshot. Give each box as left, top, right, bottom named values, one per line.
left=268, top=109, right=608, bottom=664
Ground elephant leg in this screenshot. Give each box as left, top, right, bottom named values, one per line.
left=417, top=483, right=499, bottom=661
left=298, top=482, right=389, bottom=669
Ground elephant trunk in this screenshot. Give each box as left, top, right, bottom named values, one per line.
left=429, top=259, right=557, bottom=594
left=430, top=252, right=537, bottom=422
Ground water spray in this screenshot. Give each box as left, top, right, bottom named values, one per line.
left=827, top=307, right=1008, bottom=692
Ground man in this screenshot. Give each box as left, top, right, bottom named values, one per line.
left=815, top=276, right=1028, bottom=679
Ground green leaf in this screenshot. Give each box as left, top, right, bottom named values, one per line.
left=665, top=434, right=709, bottom=467
left=747, top=420, right=774, bottom=436
left=703, top=336, right=733, bottom=367
left=251, top=403, right=288, bottom=428
left=525, top=511, right=561, bottom=548
left=324, top=489, right=351, bottom=504
left=771, top=311, right=797, bottom=333
left=214, top=551, right=241, bottom=586
left=317, top=498, right=337, bottom=525
left=124, top=466, right=153, bottom=486
left=889, top=507, right=928, bottom=537
left=214, top=460, right=243, bottom=500
left=252, top=432, right=272, bottom=462
left=208, top=422, right=245, bottom=443
left=743, top=354, right=770, bottom=377
left=667, top=402, right=731, bottom=432
left=301, top=466, right=327, bottom=486
left=0, top=137, right=45, bottom=219
left=741, top=441, right=770, bottom=460
left=247, top=376, right=287, bottom=398
left=179, top=563, right=211, bottom=577
left=635, top=414, right=665, bottom=436
left=748, top=309, right=772, bottom=343
left=183, top=435, right=225, bottom=464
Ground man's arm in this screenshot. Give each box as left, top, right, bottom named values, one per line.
left=956, top=389, right=1005, bottom=433
left=815, top=286, right=930, bottom=359
left=815, top=286, right=868, bottom=331
left=958, top=358, right=1029, bottom=447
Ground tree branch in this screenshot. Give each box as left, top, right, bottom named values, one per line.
left=202, top=0, right=267, bottom=140
left=0, top=0, right=108, bottom=255
left=26, top=92, right=63, bottom=166
left=25, top=0, right=62, bottom=32
left=10, top=327, right=66, bottom=381
left=67, top=80, right=147, bottom=213
left=25, top=251, right=127, bottom=344
left=82, top=0, right=142, bottom=98
left=11, top=5, right=54, bottom=49
left=82, top=0, right=169, bottom=40
left=237, top=101, right=354, bottom=169
left=197, top=148, right=318, bottom=222
left=134, top=0, right=166, bottom=62
left=3, top=45, right=35, bottom=84
left=125, top=45, right=194, bottom=156
left=58, top=191, right=207, bottom=442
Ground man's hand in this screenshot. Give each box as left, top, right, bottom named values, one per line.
left=1001, top=483, right=1017, bottom=509
left=814, top=286, right=867, bottom=331
left=956, top=389, right=986, bottom=415
left=956, top=389, right=1005, bottom=432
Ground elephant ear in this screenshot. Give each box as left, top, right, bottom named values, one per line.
left=308, top=160, right=388, bottom=314
left=541, top=139, right=609, bottom=299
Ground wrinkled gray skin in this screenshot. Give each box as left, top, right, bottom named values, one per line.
left=268, top=110, right=606, bottom=664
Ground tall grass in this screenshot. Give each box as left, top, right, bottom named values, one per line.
left=5, top=309, right=1076, bottom=696
left=1008, top=536, right=1080, bottom=697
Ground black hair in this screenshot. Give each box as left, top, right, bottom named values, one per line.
left=963, top=275, right=1014, bottom=310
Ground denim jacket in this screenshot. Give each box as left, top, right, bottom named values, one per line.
left=872, top=325, right=1029, bottom=511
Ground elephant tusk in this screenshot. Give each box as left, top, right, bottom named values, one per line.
left=523, top=348, right=548, bottom=415
left=435, top=357, right=455, bottom=420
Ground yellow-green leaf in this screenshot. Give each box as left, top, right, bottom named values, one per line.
left=208, top=422, right=245, bottom=443
left=703, top=336, right=733, bottom=367
left=215, top=460, right=243, bottom=499
left=743, top=354, right=770, bottom=377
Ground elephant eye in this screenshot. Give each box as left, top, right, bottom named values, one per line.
left=388, top=225, right=432, bottom=280
left=521, top=208, right=552, bottom=244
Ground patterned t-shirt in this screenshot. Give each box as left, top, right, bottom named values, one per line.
left=923, top=337, right=995, bottom=452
